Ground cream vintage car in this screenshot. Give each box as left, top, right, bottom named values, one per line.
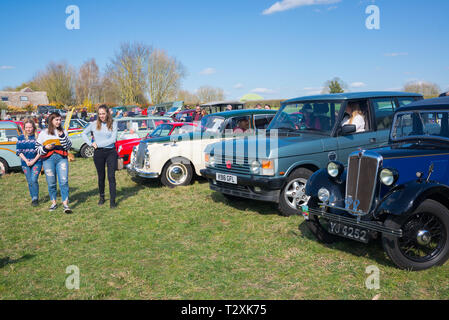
left=127, top=109, right=277, bottom=187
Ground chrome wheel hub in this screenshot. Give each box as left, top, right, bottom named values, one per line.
left=284, top=178, right=309, bottom=210
left=417, top=230, right=432, bottom=246
left=167, top=164, right=187, bottom=185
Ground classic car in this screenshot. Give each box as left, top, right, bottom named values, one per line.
left=200, top=100, right=244, bottom=114
left=0, top=121, right=22, bottom=173
left=301, top=96, right=449, bottom=270
left=61, top=118, right=89, bottom=136
left=201, top=92, right=422, bottom=216
left=127, top=109, right=277, bottom=188
left=70, top=116, right=172, bottom=158
left=116, top=122, right=197, bottom=166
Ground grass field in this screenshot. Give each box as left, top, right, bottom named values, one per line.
left=0, top=158, right=448, bottom=300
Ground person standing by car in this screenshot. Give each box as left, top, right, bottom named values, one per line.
left=81, top=105, right=119, bottom=208
left=193, top=106, right=202, bottom=122
left=36, top=112, right=73, bottom=213
left=16, top=118, right=42, bottom=207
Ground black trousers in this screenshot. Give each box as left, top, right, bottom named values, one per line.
left=93, top=148, right=118, bottom=203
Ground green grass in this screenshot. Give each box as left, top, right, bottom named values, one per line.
left=0, top=158, right=448, bottom=300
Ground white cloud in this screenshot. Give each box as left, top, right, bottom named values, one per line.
left=0, top=66, right=15, bottom=70
left=251, top=88, right=277, bottom=94
left=350, top=82, right=366, bottom=88
left=233, top=83, right=244, bottom=89
left=200, top=68, right=216, bottom=75
left=263, top=0, right=341, bottom=15
left=384, top=52, right=408, bottom=57
left=303, top=86, right=324, bottom=95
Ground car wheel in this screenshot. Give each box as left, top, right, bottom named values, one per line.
left=382, top=199, right=449, bottom=271
left=278, top=167, right=313, bottom=216
left=0, top=158, right=9, bottom=175
left=161, top=158, right=193, bottom=188
left=80, top=144, right=95, bottom=158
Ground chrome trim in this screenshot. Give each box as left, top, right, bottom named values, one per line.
left=127, top=166, right=159, bottom=179
left=307, top=206, right=403, bottom=237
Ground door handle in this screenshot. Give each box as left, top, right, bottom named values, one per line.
left=370, top=138, right=377, bottom=143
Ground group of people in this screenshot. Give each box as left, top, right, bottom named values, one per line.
left=16, top=105, right=119, bottom=213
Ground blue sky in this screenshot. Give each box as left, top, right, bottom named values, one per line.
left=0, top=0, right=448, bottom=101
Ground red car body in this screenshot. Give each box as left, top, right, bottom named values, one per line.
left=115, top=122, right=197, bottom=166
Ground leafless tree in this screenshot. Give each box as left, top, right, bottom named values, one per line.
left=106, top=42, right=151, bottom=105
left=196, top=86, right=225, bottom=103
left=176, top=89, right=200, bottom=105
left=404, top=81, right=441, bottom=98
left=76, top=59, right=101, bottom=104
left=32, top=61, right=76, bottom=105
left=148, top=49, right=186, bottom=105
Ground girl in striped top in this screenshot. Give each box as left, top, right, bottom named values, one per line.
left=16, top=118, right=42, bottom=206
left=36, top=112, right=73, bottom=214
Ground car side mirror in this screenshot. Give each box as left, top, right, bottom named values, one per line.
left=341, top=124, right=356, bottom=135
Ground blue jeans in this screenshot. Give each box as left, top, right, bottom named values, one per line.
left=22, top=162, right=43, bottom=201
left=43, top=153, right=69, bottom=202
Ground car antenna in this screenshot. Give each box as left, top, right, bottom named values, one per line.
left=426, top=163, right=434, bottom=183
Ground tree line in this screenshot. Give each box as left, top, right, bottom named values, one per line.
left=3, top=42, right=226, bottom=107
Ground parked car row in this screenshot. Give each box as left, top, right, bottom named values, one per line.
left=2, top=92, right=449, bottom=270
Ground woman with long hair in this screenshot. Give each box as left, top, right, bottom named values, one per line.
left=16, top=118, right=42, bottom=206
left=36, top=112, right=73, bottom=213
left=342, top=102, right=366, bottom=133
left=81, top=105, right=118, bottom=208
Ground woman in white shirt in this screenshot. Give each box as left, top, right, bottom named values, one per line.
left=342, top=102, right=365, bottom=133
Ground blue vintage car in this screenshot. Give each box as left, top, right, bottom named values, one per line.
left=302, top=96, right=449, bottom=270
left=201, top=92, right=422, bottom=216
left=0, top=121, right=22, bottom=174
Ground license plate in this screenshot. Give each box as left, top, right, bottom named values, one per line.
left=328, top=221, right=369, bottom=243
left=216, top=173, right=237, bottom=184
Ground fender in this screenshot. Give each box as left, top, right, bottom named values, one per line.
left=374, top=180, right=449, bottom=217
left=305, top=168, right=347, bottom=204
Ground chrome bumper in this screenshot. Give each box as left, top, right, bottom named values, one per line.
left=127, top=165, right=159, bottom=179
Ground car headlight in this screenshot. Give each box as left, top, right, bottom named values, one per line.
left=251, top=160, right=261, bottom=174
left=260, top=160, right=275, bottom=176
left=380, top=168, right=398, bottom=186
left=327, top=161, right=344, bottom=178
left=318, top=188, right=330, bottom=203
left=144, top=150, right=151, bottom=168
left=205, top=154, right=215, bottom=167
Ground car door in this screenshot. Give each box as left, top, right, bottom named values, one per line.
left=336, top=99, right=378, bottom=162
left=0, top=126, right=21, bottom=167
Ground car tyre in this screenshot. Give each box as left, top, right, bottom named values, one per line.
left=161, top=158, right=193, bottom=188
left=304, top=197, right=339, bottom=244
left=0, top=158, right=9, bottom=175
left=80, top=144, right=95, bottom=158
left=278, top=167, right=313, bottom=216
left=382, top=199, right=449, bottom=271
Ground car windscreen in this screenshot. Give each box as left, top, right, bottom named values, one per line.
left=391, top=111, right=449, bottom=141
left=201, top=116, right=225, bottom=133
left=149, top=124, right=173, bottom=137
left=268, top=101, right=343, bottom=134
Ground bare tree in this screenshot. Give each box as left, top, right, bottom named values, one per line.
left=76, top=59, right=101, bottom=104
left=106, top=42, right=151, bottom=105
left=404, top=81, right=441, bottom=98
left=147, top=49, right=186, bottom=105
left=32, top=61, right=76, bottom=105
left=176, top=89, right=200, bottom=105
left=196, top=86, right=225, bottom=103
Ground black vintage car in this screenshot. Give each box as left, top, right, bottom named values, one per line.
left=302, top=97, right=449, bottom=270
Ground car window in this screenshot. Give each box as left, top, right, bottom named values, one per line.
left=372, top=98, right=395, bottom=130
left=392, top=111, right=449, bottom=140
left=132, top=120, right=149, bottom=131
left=225, top=116, right=252, bottom=133
left=254, top=114, right=275, bottom=129
left=153, top=119, right=170, bottom=128
left=1, top=129, right=19, bottom=142
left=117, top=121, right=128, bottom=132
left=397, top=97, right=417, bottom=107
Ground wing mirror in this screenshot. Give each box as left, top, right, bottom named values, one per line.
left=341, top=124, right=356, bottom=135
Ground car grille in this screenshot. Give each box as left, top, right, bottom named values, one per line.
left=216, top=181, right=248, bottom=192
left=214, top=155, right=251, bottom=175
left=135, top=143, right=147, bottom=169
left=346, top=151, right=381, bottom=215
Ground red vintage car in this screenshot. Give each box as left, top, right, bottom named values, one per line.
left=116, top=122, right=198, bottom=166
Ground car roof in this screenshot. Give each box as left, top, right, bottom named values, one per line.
left=0, top=121, right=19, bottom=129
left=396, top=96, right=449, bottom=112
left=116, top=116, right=171, bottom=121
left=283, top=91, right=422, bottom=104
left=207, top=109, right=278, bottom=118
left=200, top=100, right=244, bottom=106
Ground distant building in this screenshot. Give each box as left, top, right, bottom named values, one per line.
left=0, top=87, right=49, bottom=107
